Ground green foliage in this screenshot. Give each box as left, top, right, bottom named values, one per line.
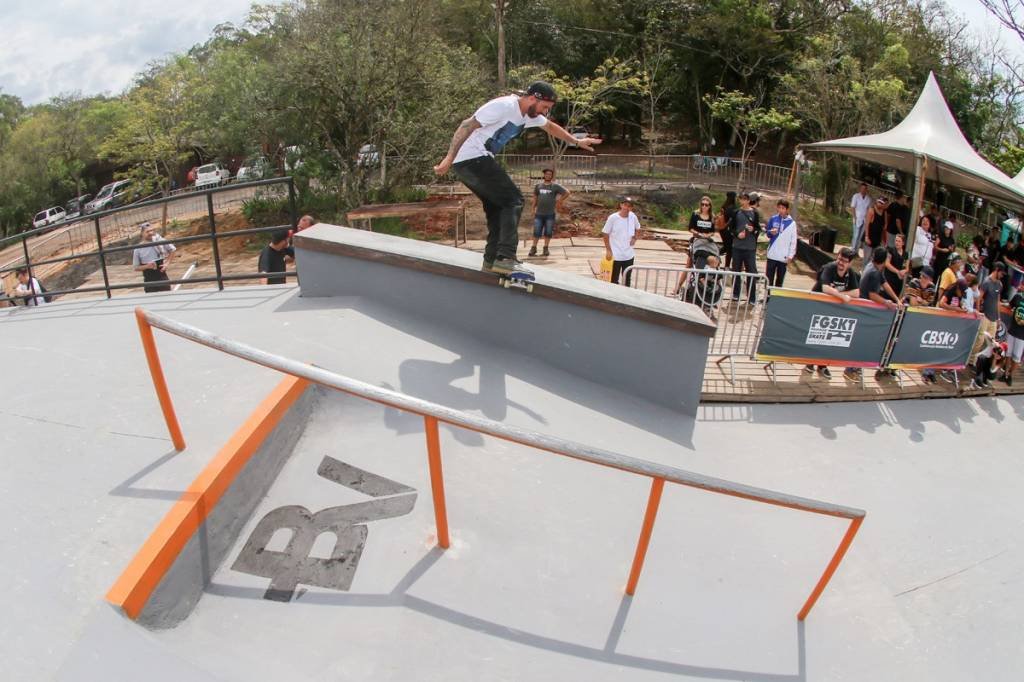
left=990, top=144, right=1024, bottom=176
left=705, top=88, right=799, bottom=188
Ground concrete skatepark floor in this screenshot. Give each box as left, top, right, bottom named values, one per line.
left=2, top=287, right=1023, bottom=681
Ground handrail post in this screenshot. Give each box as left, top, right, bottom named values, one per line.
left=797, top=516, right=863, bottom=621
left=93, top=216, right=112, bottom=299
left=135, top=308, right=186, bottom=450
left=423, top=416, right=450, bottom=549
left=206, top=193, right=224, bottom=291
left=625, top=477, right=665, bottom=595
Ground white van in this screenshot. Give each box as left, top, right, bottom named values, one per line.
left=33, top=206, right=66, bottom=229
left=195, top=163, right=231, bottom=189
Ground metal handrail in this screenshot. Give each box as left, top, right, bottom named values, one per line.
left=1, top=178, right=297, bottom=305
left=135, top=307, right=865, bottom=621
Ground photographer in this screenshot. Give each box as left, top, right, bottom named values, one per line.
left=132, top=222, right=177, bottom=293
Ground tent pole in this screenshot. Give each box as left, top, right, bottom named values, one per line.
left=905, top=155, right=926, bottom=264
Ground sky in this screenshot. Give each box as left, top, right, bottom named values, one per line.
left=0, top=0, right=1022, bottom=106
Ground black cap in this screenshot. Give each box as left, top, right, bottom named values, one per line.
left=526, top=81, right=557, bottom=102
left=921, top=265, right=935, bottom=279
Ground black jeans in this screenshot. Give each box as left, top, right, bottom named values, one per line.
left=765, top=259, right=787, bottom=287
left=611, top=258, right=635, bottom=286
left=453, top=155, right=524, bottom=262
left=731, top=248, right=758, bottom=302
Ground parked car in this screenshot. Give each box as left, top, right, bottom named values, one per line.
left=569, top=126, right=591, bottom=141
left=32, top=206, right=66, bottom=230
left=195, top=162, right=231, bottom=189
left=357, top=144, right=380, bottom=167
left=64, top=194, right=92, bottom=220
left=236, top=156, right=270, bottom=182
left=85, top=180, right=132, bottom=214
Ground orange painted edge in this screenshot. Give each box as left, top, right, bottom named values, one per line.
left=106, top=374, right=310, bottom=619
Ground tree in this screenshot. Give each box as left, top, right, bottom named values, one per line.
left=99, top=57, right=202, bottom=198
left=705, top=88, right=799, bottom=189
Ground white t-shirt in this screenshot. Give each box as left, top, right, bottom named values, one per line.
left=602, top=211, right=640, bottom=261
left=454, top=95, right=548, bottom=164
left=15, top=277, right=47, bottom=306
left=850, top=192, right=871, bottom=224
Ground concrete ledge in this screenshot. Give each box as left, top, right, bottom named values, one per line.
left=294, top=225, right=712, bottom=414
left=106, top=376, right=315, bottom=628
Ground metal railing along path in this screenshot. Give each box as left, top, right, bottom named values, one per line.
left=0, top=177, right=298, bottom=305
left=135, top=307, right=865, bottom=621
left=625, top=265, right=769, bottom=383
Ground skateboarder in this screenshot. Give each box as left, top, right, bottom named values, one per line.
left=433, top=81, right=602, bottom=275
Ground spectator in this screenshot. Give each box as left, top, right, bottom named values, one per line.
left=764, top=199, right=797, bottom=287
left=686, top=195, right=716, bottom=267
left=910, top=215, right=935, bottom=272
left=295, top=214, right=316, bottom=232
left=932, top=220, right=956, bottom=280
left=884, top=232, right=909, bottom=300
left=902, top=266, right=941, bottom=384
left=968, top=334, right=1005, bottom=390
left=717, top=191, right=737, bottom=268
left=984, top=231, right=1002, bottom=272
left=971, top=263, right=1006, bottom=360
left=937, top=272, right=967, bottom=312
left=14, top=267, right=48, bottom=306
left=864, top=197, right=887, bottom=262
left=729, top=191, right=761, bottom=305
left=804, top=247, right=860, bottom=379
left=132, top=222, right=176, bottom=293
left=602, top=197, right=640, bottom=286
left=849, top=183, right=872, bottom=254
left=258, top=230, right=295, bottom=285
left=885, top=190, right=909, bottom=247
left=1001, top=286, right=1024, bottom=386
left=860, top=247, right=900, bottom=309
left=963, top=274, right=980, bottom=313
left=529, top=168, right=569, bottom=257
left=937, top=252, right=964, bottom=301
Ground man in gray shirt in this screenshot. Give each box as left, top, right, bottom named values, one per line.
left=971, top=262, right=1005, bottom=360
left=528, top=168, right=569, bottom=257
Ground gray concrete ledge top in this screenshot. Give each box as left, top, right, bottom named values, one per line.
left=294, top=224, right=716, bottom=338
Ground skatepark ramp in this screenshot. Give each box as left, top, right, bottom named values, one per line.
left=107, top=308, right=865, bottom=628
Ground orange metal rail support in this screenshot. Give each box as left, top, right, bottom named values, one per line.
left=133, top=307, right=866, bottom=621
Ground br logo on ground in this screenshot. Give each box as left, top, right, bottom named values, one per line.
left=806, top=315, right=857, bottom=348
left=920, top=330, right=959, bottom=350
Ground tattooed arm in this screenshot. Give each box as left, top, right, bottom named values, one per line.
left=434, top=117, right=482, bottom=175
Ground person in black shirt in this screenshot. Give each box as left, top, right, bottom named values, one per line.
left=864, top=197, right=887, bottom=260
left=884, top=232, right=908, bottom=300
left=718, top=191, right=737, bottom=268
left=730, top=192, right=761, bottom=304
left=932, top=221, right=955, bottom=280
left=258, top=230, right=295, bottom=285
left=805, top=248, right=861, bottom=379
left=687, top=195, right=716, bottom=267
left=860, top=247, right=900, bottom=308
left=884, top=191, right=908, bottom=247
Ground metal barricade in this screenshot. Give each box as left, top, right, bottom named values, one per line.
left=625, top=265, right=769, bottom=383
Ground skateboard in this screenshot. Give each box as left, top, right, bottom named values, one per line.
left=497, top=270, right=536, bottom=293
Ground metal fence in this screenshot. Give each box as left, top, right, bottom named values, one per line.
left=842, top=177, right=997, bottom=237
left=499, top=154, right=806, bottom=195
left=625, top=265, right=769, bottom=383
left=0, top=177, right=296, bottom=305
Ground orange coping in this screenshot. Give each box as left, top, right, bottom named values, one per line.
left=106, top=374, right=310, bottom=619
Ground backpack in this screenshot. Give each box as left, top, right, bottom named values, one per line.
left=38, top=281, right=53, bottom=304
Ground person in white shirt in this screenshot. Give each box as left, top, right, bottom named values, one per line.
left=764, top=199, right=798, bottom=286
left=601, top=197, right=641, bottom=286
left=910, top=214, right=935, bottom=273
left=433, top=81, right=602, bottom=276
left=132, top=222, right=177, bottom=293
left=849, top=183, right=872, bottom=254
left=14, top=267, right=48, bottom=306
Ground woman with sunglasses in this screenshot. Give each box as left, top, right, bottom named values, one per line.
left=687, top=195, right=716, bottom=267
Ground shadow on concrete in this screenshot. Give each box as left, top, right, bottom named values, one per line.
left=108, top=447, right=186, bottom=501
left=699, top=396, right=997, bottom=443
left=208, top=547, right=806, bottom=681
left=275, top=294, right=696, bottom=450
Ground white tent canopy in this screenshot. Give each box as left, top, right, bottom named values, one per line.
left=802, top=72, right=1024, bottom=210
left=1014, top=167, right=1024, bottom=188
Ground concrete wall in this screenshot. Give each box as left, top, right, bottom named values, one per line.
left=294, top=226, right=712, bottom=415
left=137, top=386, right=318, bottom=629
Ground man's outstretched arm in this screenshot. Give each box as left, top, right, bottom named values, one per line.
left=541, top=120, right=602, bottom=152
left=434, top=117, right=482, bottom=175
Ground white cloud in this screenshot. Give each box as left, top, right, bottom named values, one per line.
left=0, top=0, right=257, bottom=104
